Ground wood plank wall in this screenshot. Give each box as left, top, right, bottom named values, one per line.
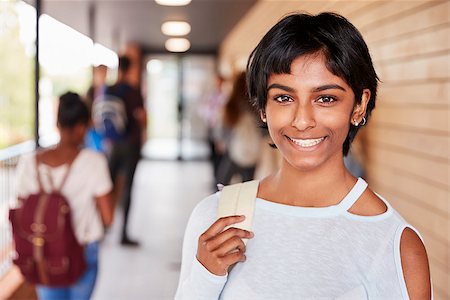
left=219, top=1, right=450, bottom=298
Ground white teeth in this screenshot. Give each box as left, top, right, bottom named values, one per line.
left=290, top=137, right=325, bottom=147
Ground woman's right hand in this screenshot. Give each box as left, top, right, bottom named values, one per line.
left=196, top=215, right=254, bottom=276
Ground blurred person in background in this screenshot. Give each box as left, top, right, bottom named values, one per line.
left=198, top=74, right=228, bottom=187
left=176, top=12, right=431, bottom=299
left=86, top=64, right=108, bottom=111
left=84, top=64, right=109, bottom=152
left=103, top=55, right=146, bottom=246
left=216, top=72, right=263, bottom=185
left=13, top=92, right=114, bottom=300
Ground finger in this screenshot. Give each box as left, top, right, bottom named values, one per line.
left=215, top=236, right=246, bottom=257
left=206, top=227, right=253, bottom=252
left=200, top=215, right=245, bottom=241
left=221, top=250, right=247, bottom=267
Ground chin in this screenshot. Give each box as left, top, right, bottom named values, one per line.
left=289, top=158, right=325, bottom=172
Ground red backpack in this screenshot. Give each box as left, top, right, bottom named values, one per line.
left=9, top=153, right=86, bottom=286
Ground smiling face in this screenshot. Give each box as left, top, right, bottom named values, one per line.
left=265, top=53, right=369, bottom=172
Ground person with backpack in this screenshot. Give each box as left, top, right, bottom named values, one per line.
left=95, top=55, right=146, bottom=246
left=175, top=12, right=432, bottom=299
left=11, top=92, right=114, bottom=300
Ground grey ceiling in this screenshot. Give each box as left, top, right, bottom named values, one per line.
left=27, top=0, right=257, bottom=54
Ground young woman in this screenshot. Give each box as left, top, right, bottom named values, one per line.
left=217, top=71, right=263, bottom=185
left=175, top=12, right=431, bottom=299
left=14, top=92, right=114, bottom=299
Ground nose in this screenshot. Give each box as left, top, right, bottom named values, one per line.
left=291, top=103, right=316, bottom=131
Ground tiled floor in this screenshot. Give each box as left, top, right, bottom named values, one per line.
left=92, top=160, right=213, bottom=300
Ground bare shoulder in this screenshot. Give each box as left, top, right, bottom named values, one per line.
left=347, top=188, right=387, bottom=216
left=400, top=228, right=432, bottom=299
left=37, top=148, right=58, bottom=165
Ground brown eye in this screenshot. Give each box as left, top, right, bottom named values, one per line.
left=274, top=95, right=293, bottom=103
left=317, top=96, right=336, bottom=104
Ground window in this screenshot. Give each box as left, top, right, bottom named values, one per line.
left=0, top=0, right=35, bottom=150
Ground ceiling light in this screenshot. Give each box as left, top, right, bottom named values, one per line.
left=165, top=38, right=190, bottom=52
left=155, top=0, right=192, bottom=6
left=161, top=21, right=191, bottom=36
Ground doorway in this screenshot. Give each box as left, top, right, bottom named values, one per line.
left=142, top=54, right=215, bottom=160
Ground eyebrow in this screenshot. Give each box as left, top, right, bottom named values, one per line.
left=267, top=83, right=296, bottom=92
left=312, top=84, right=346, bottom=92
left=267, top=83, right=346, bottom=93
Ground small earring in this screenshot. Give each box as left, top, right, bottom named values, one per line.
left=360, top=117, right=367, bottom=126
left=262, top=118, right=267, bottom=123
left=354, top=120, right=359, bottom=126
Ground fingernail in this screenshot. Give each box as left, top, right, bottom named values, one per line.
left=249, top=232, right=254, bottom=238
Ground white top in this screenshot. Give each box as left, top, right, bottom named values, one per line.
left=175, top=178, right=426, bottom=300
left=14, top=149, right=113, bottom=244
left=228, top=113, right=262, bottom=167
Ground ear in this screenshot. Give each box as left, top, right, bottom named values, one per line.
left=260, top=110, right=267, bottom=123
left=351, top=89, right=370, bottom=124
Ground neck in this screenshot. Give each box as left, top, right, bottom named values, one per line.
left=56, top=140, right=80, bottom=153
left=270, top=154, right=356, bottom=207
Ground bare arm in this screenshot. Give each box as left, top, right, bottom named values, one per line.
left=96, top=192, right=114, bottom=227
left=134, top=107, right=147, bottom=129
left=400, top=228, right=432, bottom=300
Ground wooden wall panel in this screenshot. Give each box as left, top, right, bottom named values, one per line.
left=429, top=262, right=449, bottom=300
left=219, top=0, right=375, bottom=73
left=362, top=1, right=449, bottom=43
left=367, top=126, right=449, bottom=160
left=370, top=25, right=450, bottom=61
left=220, top=1, right=450, bottom=298
left=368, top=162, right=449, bottom=215
left=376, top=54, right=449, bottom=82
left=370, top=146, right=448, bottom=187
left=372, top=105, right=448, bottom=132
left=349, top=1, right=426, bottom=29
left=379, top=81, right=449, bottom=106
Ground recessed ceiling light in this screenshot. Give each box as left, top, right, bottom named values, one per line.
left=155, top=0, right=192, bottom=6
left=161, top=21, right=191, bottom=36
left=165, top=38, right=190, bottom=52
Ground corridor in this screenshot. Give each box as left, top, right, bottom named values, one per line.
left=92, top=160, right=212, bottom=300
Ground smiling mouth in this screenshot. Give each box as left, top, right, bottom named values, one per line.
left=288, top=136, right=326, bottom=148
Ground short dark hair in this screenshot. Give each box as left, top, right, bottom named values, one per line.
left=247, top=12, right=379, bottom=155
left=118, top=55, right=131, bottom=73
left=57, top=92, right=90, bottom=128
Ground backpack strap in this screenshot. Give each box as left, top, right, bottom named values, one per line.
left=217, top=180, right=259, bottom=245
left=55, top=152, right=79, bottom=193
left=34, top=153, right=45, bottom=193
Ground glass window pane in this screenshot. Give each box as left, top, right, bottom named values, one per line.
left=0, top=0, right=35, bottom=150
left=143, top=56, right=180, bottom=160
left=39, top=14, right=93, bottom=145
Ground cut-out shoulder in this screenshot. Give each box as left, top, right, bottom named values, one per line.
left=347, top=188, right=387, bottom=216
left=400, top=228, right=432, bottom=299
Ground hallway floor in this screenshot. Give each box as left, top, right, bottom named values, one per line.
left=92, top=160, right=213, bottom=300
